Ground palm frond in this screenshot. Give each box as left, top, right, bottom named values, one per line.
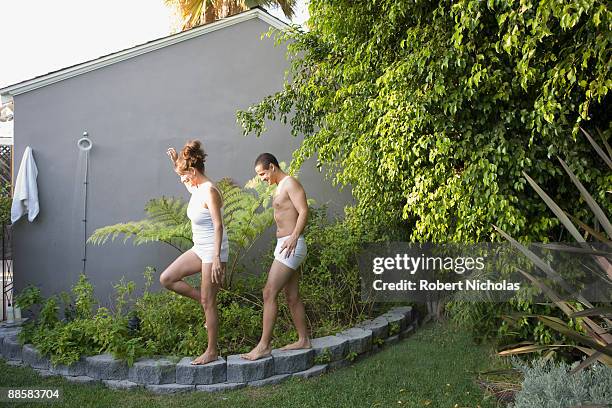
left=166, top=0, right=297, bottom=31
left=256, top=0, right=297, bottom=19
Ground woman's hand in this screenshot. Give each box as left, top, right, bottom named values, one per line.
left=211, top=256, right=224, bottom=285
left=166, top=147, right=178, bottom=164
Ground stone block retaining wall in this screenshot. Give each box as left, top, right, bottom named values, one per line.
left=0, top=307, right=418, bottom=394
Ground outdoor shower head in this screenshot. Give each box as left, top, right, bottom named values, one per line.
left=77, top=132, right=92, bottom=151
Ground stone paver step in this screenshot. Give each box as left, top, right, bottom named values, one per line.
left=271, top=348, right=314, bottom=375
left=226, top=354, right=274, bottom=383
left=176, top=356, right=226, bottom=385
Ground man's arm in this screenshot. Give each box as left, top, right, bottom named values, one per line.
left=287, top=178, right=308, bottom=237
left=280, top=178, right=308, bottom=258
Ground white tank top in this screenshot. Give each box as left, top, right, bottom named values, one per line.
left=186, top=184, right=228, bottom=247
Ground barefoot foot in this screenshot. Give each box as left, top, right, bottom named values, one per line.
left=191, top=350, right=218, bottom=365
left=280, top=339, right=312, bottom=351
left=240, top=345, right=272, bottom=361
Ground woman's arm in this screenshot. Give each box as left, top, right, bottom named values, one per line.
left=166, top=148, right=178, bottom=169
left=206, top=185, right=225, bottom=284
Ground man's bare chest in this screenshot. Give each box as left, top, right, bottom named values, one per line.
left=273, top=190, right=293, bottom=211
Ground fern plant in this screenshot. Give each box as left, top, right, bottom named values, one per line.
left=88, top=197, right=192, bottom=252
left=88, top=176, right=275, bottom=288
left=217, top=177, right=274, bottom=287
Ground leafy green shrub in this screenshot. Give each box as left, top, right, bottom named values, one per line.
left=134, top=276, right=209, bottom=356
left=14, top=285, right=43, bottom=311
left=297, top=207, right=392, bottom=337
left=72, top=274, right=96, bottom=319
left=447, top=301, right=577, bottom=350
left=494, top=131, right=612, bottom=369
left=450, top=128, right=612, bottom=358
left=510, top=358, right=612, bottom=408
left=38, top=296, right=60, bottom=329
left=238, top=0, right=610, bottom=243
left=16, top=274, right=145, bottom=366
left=134, top=270, right=294, bottom=356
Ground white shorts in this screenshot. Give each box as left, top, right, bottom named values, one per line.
left=274, top=235, right=307, bottom=270
left=191, top=240, right=229, bottom=263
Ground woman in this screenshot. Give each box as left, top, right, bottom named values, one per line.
left=159, top=140, right=229, bottom=365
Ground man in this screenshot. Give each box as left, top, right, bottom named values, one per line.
left=241, top=153, right=311, bottom=360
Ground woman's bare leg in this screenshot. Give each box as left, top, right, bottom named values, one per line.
left=192, top=262, right=224, bottom=365
left=159, top=250, right=202, bottom=301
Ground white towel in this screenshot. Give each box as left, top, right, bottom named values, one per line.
left=11, top=146, right=39, bottom=223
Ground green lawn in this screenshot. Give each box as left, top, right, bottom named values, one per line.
left=1, top=323, right=502, bottom=408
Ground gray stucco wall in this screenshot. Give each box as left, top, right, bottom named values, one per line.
left=11, top=17, right=352, bottom=302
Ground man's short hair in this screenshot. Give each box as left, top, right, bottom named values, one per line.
left=254, top=153, right=280, bottom=170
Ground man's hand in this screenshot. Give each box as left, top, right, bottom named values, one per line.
left=280, top=235, right=299, bottom=258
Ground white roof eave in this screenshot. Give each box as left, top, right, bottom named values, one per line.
left=0, top=9, right=287, bottom=98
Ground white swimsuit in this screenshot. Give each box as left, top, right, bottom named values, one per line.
left=186, top=183, right=229, bottom=263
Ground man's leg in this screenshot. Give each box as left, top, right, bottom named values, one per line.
left=241, top=260, right=294, bottom=360
left=192, top=262, right=223, bottom=365
left=280, top=269, right=311, bottom=350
